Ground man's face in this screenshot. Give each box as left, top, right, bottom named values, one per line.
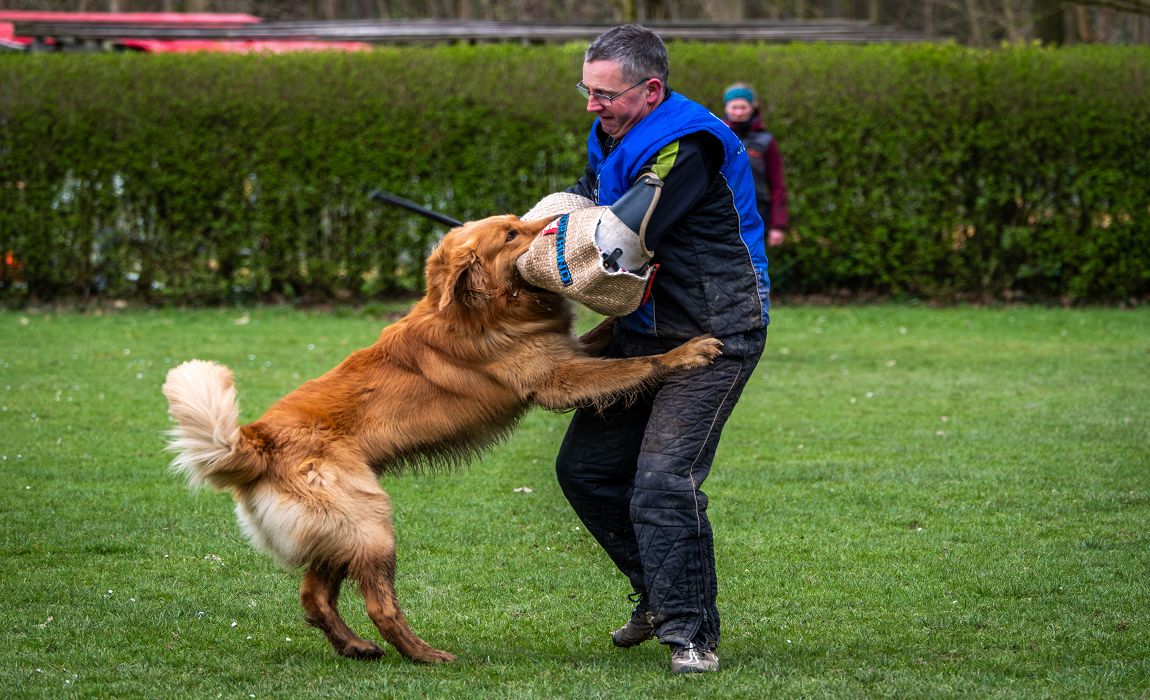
left=580, top=60, right=659, bottom=140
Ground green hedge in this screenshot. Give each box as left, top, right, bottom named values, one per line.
left=1, top=43, right=1147, bottom=305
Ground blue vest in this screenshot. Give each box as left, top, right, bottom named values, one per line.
left=586, top=93, right=770, bottom=335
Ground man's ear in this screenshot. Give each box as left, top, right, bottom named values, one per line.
left=644, top=78, right=664, bottom=105
left=438, top=249, right=491, bottom=311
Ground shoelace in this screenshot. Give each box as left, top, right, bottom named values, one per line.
left=626, top=590, right=649, bottom=618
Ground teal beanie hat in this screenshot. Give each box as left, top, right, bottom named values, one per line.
left=723, top=86, right=756, bottom=105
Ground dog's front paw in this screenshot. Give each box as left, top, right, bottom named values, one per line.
left=664, top=336, right=723, bottom=370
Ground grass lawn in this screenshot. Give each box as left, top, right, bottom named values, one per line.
left=1, top=303, right=1147, bottom=698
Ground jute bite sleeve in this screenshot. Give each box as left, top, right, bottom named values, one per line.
left=516, top=193, right=655, bottom=317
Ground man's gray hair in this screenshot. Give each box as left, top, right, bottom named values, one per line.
left=584, top=24, right=669, bottom=85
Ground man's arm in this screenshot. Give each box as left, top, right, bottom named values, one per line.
left=624, top=132, right=723, bottom=252
left=763, top=138, right=788, bottom=238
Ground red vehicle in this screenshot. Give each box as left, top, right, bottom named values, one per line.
left=0, top=11, right=371, bottom=53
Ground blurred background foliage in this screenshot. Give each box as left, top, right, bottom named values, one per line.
left=2, top=42, right=1147, bottom=306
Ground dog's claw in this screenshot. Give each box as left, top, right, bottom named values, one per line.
left=414, top=648, right=456, bottom=664
left=666, top=336, right=723, bottom=370
left=339, top=640, right=386, bottom=660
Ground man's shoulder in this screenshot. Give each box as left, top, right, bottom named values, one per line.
left=678, top=130, right=723, bottom=148
left=641, top=132, right=723, bottom=181
left=660, top=131, right=724, bottom=162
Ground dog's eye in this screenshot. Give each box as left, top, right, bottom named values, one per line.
left=506, top=228, right=518, bottom=242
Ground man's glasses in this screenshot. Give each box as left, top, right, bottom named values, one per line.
left=576, top=78, right=652, bottom=104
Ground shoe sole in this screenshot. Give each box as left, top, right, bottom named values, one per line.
left=672, top=662, right=720, bottom=673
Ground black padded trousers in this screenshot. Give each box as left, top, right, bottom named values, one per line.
left=556, top=329, right=764, bottom=650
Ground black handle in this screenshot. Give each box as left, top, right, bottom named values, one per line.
left=369, top=189, right=463, bottom=228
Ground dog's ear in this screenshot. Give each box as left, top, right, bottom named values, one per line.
left=521, top=216, right=557, bottom=235
left=438, top=248, right=491, bottom=311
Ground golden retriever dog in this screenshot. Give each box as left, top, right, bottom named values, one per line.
left=162, top=214, right=722, bottom=663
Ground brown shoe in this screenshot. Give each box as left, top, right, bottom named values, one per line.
left=670, top=643, right=719, bottom=674
left=611, top=610, right=655, bottom=648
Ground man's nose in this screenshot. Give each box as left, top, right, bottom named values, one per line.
left=586, top=96, right=603, bottom=113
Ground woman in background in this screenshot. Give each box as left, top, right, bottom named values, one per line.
left=722, top=83, right=789, bottom=247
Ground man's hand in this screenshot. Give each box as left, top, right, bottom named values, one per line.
left=767, top=229, right=786, bottom=247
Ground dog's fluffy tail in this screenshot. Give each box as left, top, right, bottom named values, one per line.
left=162, top=359, right=262, bottom=490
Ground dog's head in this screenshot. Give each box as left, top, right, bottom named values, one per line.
left=425, top=214, right=556, bottom=313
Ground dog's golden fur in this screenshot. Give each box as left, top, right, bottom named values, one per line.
left=162, top=214, right=722, bottom=663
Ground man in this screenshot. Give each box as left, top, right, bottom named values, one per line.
left=550, top=25, right=770, bottom=674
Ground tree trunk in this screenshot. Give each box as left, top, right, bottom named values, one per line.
left=1098, top=7, right=1116, bottom=40
left=1074, top=4, right=1093, bottom=41
left=618, top=0, right=637, bottom=23
left=708, top=0, right=745, bottom=22
left=1002, top=0, right=1023, bottom=43
left=1033, top=0, right=1067, bottom=44
left=963, top=0, right=986, bottom=44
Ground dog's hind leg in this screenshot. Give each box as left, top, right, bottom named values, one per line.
left=353, top=554, right=456, bottom=663
left=301, top=564, right=385, bottom=660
